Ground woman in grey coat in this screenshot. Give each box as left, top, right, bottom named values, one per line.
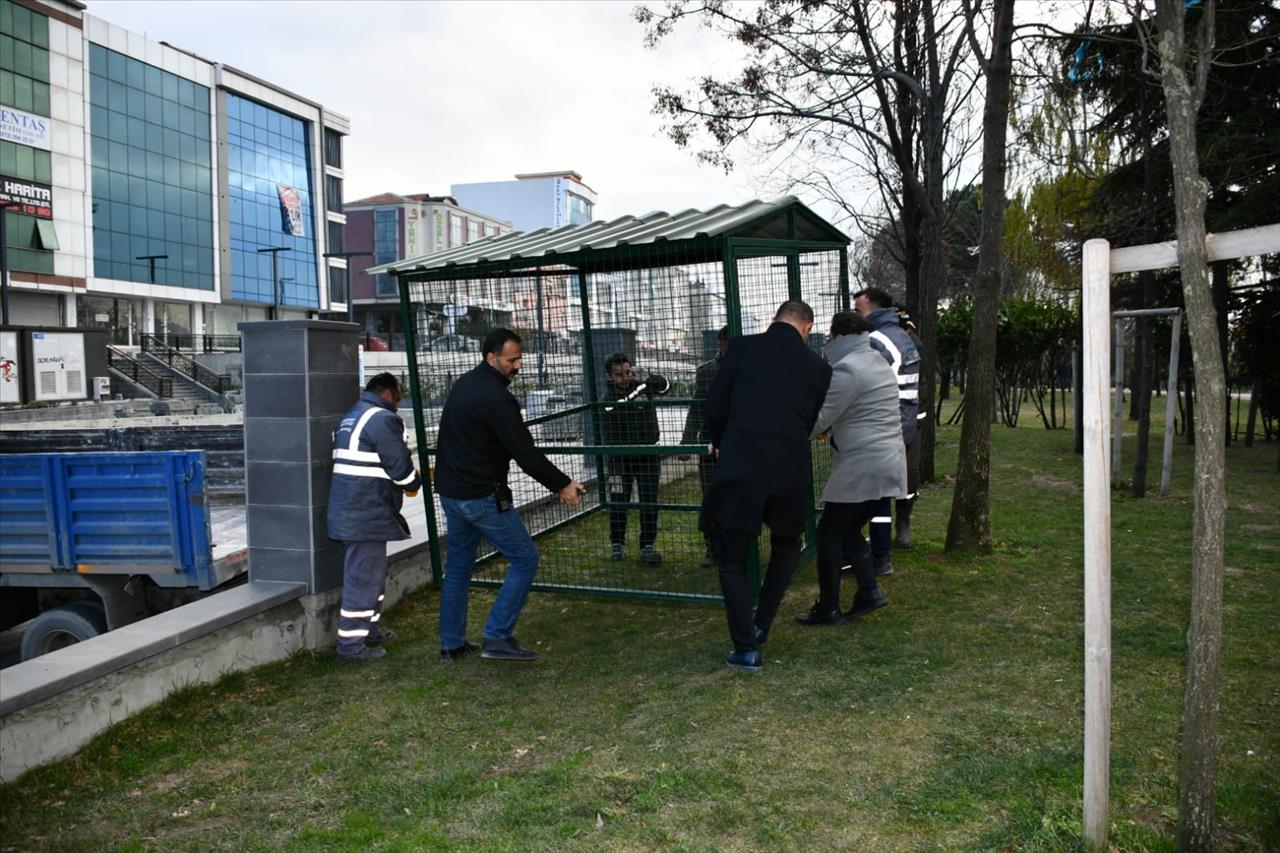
left=797, top=310, right=908, bottom=626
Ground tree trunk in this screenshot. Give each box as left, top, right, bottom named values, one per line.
left=945, top=0, right=1014, bottom=551
left=1155, top=2, right=1226, bottom=849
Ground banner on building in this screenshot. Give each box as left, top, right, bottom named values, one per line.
left=277, top=185, right=305, bottom=237
left=0, top=104, right=51, bottom=150
left=0, top=331, right=19, bottom=405
left=0, top=176, right=53, bottom=218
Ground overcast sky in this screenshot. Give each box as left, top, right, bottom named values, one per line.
left=88, top=0, right=764, bottom=221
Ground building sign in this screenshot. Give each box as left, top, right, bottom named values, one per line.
left=0, top=104, right=51, bottom=151
left=552, top=177, right=564, bottom=228
left=0, top=176, right=53, bottom=218
left=277, top=185, right=305, bottom=236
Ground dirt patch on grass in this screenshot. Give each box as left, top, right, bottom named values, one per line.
left=1238, top=523, right=1276, bottom=534
left=1031, top=474, right=1080, bottom=493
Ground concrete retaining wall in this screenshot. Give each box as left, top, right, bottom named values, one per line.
left=0, top=553, right=433, bottom=783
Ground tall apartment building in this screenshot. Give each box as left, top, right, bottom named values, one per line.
left=450, top=170, right=595, bottom=233
left=342, top=192, right=512, bottom=342
left=0, top=0, right=350, bottom=344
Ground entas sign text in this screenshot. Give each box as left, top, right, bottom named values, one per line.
left=0, top=104, right=52, bottom=151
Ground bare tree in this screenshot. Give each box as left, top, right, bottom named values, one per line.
left=945, top=0, right=1015, bottom=552
left=637, top=0, right=982, bottom=482
left=1148, top=0, right=1226, bottom=848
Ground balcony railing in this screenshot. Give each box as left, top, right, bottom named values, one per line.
left=149, top=333, right=242, bottom=353
left=107, top=348, right=173, bottom=398
left=140, top=335, right=233, bottom=394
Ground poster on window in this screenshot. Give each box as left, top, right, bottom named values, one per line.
left=277, top=185, right=305, bottom=237
left=0, top=331, right=20, bottom=404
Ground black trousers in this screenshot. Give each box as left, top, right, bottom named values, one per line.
left=819, top=501, right=880, bottom=610
left=608, top=455, right=660, bottom=547
left=718, top=529, right=802, bottom=652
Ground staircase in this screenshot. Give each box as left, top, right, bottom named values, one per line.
left=138, top=335, right=235, bottom=412
left=137, top=353, right=209, bottom=402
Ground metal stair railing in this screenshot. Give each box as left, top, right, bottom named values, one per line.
left=140, top=334, right=233, bottom=394
left=107, top=347, right=173, bottom=398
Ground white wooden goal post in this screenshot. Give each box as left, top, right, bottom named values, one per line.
left=1080, top=223, right=1280, bottom=850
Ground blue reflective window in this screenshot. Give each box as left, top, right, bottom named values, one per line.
left=87, top=44, right=213, bottom=290
left=226, top=92, right=318, bottom=308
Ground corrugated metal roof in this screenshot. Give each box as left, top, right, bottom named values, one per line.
left=368, top=196, right=847, bottom=276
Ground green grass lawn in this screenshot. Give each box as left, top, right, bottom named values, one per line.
left=1, top=397, right=1276, bottom=850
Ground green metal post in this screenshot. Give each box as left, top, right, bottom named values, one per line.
left=398, top=272, right=444, bottom=586
left=720, top=241, right=759, bottom=599
left=577, top=269, right=608, bottom=504
left=839, top=246, right=851, bottom=311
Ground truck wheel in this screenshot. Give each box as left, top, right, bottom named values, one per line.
left=19, top=601, right=110, bottom=661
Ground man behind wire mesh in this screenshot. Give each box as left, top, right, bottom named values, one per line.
left=600, top=352, right=669, bottom=564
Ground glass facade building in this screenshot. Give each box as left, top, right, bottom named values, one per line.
left=1, top=0, right=55, bottom=275
left=226, top=93, right=318, bottom=309
left=87, top=43, right=214, bottom=289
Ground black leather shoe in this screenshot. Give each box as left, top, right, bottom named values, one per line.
left=336, top=646, right=386, bottom=663
left=845, top=588, right=888, bottom=620
left=874, top=556, right=895, bottom=576
left=752, top=624, right=769, bottom=646
left=795, top=602, right=844, bottom=626
left=439, top=640, right=478, bottom=662
left=367, top=627, right=397, bottom=646
left=725, top=649, right=762, bottom=672
left=481, top=637, right=540, bottom=661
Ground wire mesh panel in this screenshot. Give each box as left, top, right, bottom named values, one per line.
left=400, top=227, right=847, bottom=603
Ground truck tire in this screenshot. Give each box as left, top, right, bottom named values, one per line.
left=19, top=601, right=110, bottom=662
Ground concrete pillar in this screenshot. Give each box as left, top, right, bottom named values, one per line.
left=62, top=292, right=77, bottom=327
left=191, top=303, right=205, bottom=338
left=143, top=299, right=156, bottom=336
left=240, top=319, right=360, bottom=593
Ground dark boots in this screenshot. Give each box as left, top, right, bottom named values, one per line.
left=894, top=498, right=915, bottom=550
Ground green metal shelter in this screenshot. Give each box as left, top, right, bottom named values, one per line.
left=369, top=196, right=851, bottom=603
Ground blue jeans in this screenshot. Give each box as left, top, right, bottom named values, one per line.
left=438, top=494, right=541, bottom=650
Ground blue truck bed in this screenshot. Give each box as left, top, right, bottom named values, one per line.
left=0, top=451, right=218, bottom=590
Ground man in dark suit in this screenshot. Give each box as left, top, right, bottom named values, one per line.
left=702, top=300, right=832, bottom=672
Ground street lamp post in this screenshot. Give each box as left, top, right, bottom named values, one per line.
left=135, top=254, right=168, bottom=285
left=256, top=247, right=289, bottom=319
left=322, top=250, right=374, bottom=322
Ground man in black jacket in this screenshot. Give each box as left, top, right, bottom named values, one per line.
left=702, top=301, right=832, bottom=672
left=600, top=352, right=663, bottom=564
left=435, top=328, right=585, bottom=662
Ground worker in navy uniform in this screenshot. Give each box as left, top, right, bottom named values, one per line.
left=326, top=372, right=421, bottom=663
left=600, top=352, right=668, bottom=564
left=435, top=328, right=586, bottom=663
left=680, top=326, right=730, bottom=566
left=702, top=301, right=832, bottom=672
left=852, top=287, right=922, bottom=575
